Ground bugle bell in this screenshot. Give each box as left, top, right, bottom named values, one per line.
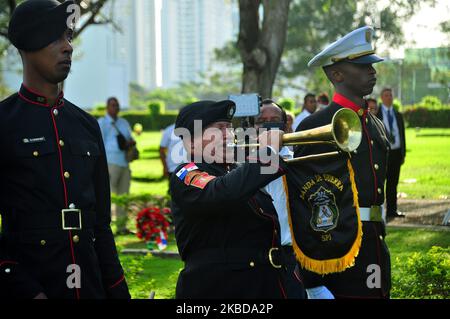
left=235, top=108, right=363, bottom=164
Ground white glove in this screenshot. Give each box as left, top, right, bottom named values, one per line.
left=306, top=286, right=335, bottom=299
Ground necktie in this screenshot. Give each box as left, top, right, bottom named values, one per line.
left=387, top=108, right=396, bottom=144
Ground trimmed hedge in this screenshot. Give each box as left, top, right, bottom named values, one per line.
left=403, top=108, right=450, bottom=128
left=111, top=193, right=171, bottom=211
left=91, top=110, right=178, bottom=131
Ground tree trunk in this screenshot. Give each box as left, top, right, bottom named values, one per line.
left=238, top=0, right=291, bottom=98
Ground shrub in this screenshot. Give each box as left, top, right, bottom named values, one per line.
left=183, top=97, right=198, bottom=106
left=391, top=246, right=450, bottom=299
left=148, top=100, right=166, bottom=115
left=93, top=103, right=106, bottom=113
left=403, top=108, right=450, bottom=128
left=111, top=193, right=171, bottom=210
left=278, top=98, right=295, bottom=111
left=90, top=110, right=178, bottom=131
left=393, top=99, right=403, bottom=112
left=419, top=96, right=443, bottom=110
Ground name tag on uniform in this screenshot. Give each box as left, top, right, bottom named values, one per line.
left=23, top=137, right=46, bottom=144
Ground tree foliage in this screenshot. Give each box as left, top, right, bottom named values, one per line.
left=0, top=0, right=115, bottom=50
left=217, top=0, right=438, bottom=96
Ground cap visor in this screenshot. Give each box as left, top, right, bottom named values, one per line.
left=349, top=54, right=384, bottom=64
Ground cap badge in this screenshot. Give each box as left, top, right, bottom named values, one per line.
left=228, top=106, right=235, bottom=118
left=365, top=30, right=372, bottom=43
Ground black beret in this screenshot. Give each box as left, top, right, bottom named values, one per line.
left=175, top=100, right=236, bottom=137
left=8, top=0, right=75, bottom=52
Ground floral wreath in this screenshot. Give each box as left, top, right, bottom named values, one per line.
left=136, top=206, right=172, bottom=251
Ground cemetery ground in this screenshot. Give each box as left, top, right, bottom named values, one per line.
left=117, top=128, right=450, bottom=299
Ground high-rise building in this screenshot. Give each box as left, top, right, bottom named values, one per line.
left=65, top=0, right=160, bottom=108
left=132, top=0, right=159, bottom=89
left=161, top=0, right=235, bottom=87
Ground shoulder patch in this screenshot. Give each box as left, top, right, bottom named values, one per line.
left=189, top=172, right=216, bottom=189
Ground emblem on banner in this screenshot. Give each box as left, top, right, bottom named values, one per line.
left=309, top=187, right=339, bottom=232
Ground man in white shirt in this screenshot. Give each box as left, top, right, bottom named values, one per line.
left=98, top=97, right=135, bottom=234
left=160, top=124, right=187, bottom=178
left=377, top=88, right=406, bottom=220
left=293, top=93, right=317, bottom=131
left=256, top=99, right=306, bottom=299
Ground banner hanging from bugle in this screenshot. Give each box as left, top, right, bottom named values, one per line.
left=284, top=155, right=363, bottom=275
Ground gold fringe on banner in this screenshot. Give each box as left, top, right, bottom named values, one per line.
left=283, top=160, right=363, bottom=275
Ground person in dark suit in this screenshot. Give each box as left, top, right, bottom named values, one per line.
left=170, top=100, right=293, bottom=299
left=0, top=0, right=130, bottom=299
left=294, top=26, right=391, bottom=299
left=377, top=88, right=406, bottom=220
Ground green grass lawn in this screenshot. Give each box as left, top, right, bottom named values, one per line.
left=130, top=128, right=450, bottom=199
left=398, top=128, right=450, bottom=199
left=130, top=131, right=169, bottom=195
left=119, top=254, right=182, bottom=299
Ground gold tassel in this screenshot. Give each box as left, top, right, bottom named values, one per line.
left=283, top=160, right=363, bottom=275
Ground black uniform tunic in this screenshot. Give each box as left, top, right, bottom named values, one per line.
left=295, top=94, right=391, bottom=298
left=170, top=158, right=289, bottom=299
left=0, top=85, right=130, bottom=299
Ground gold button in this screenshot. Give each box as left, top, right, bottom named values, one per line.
left=358, top=109, right=364, bottom=116
left=374, top=164, right=379, bottom=170
left=366, top=118, right=369, bottom=124
left=87, top=151, right=91, bottom=157
left=371, top=140, right=374, bottom=146
left=40, top=240, right=46, bottom=246
left=33, top=151, right=39, bottom=157
left=53, top=109, right=59, bottom=116
left=250, top=261, right=255, bottom=267
left=59, top=140, right=65, bottom=147
left=378, top=188, right=382, bottom=194
left=64, top=172, right=70, bottom=179
left=379, top=235, right=384, bottom=241
left=73, top=235, right=80, bottom=243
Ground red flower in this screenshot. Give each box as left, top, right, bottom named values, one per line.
left=136, top=205, right=172, bottom=246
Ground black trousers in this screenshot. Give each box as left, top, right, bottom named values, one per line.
left=281, top=246, right=306, bottom=299
left=386, top=149, right=403, bottom=216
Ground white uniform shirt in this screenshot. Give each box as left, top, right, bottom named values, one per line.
left=160, top=124, right=187, bottom=173
left=293, top=109, right=313, bottom=132
left=264, top=147, right=294, bottom=246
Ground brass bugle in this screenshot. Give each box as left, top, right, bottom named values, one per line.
left=283, top=108, right=362, bottom=152
left=234, top=108, right=363, bottom=163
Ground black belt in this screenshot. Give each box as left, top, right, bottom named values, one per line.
left=2, top=228, right=95, bottom=246
left=1, top=209, right=96, bottom=233
left=185, top=247, right=285, bottom=269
